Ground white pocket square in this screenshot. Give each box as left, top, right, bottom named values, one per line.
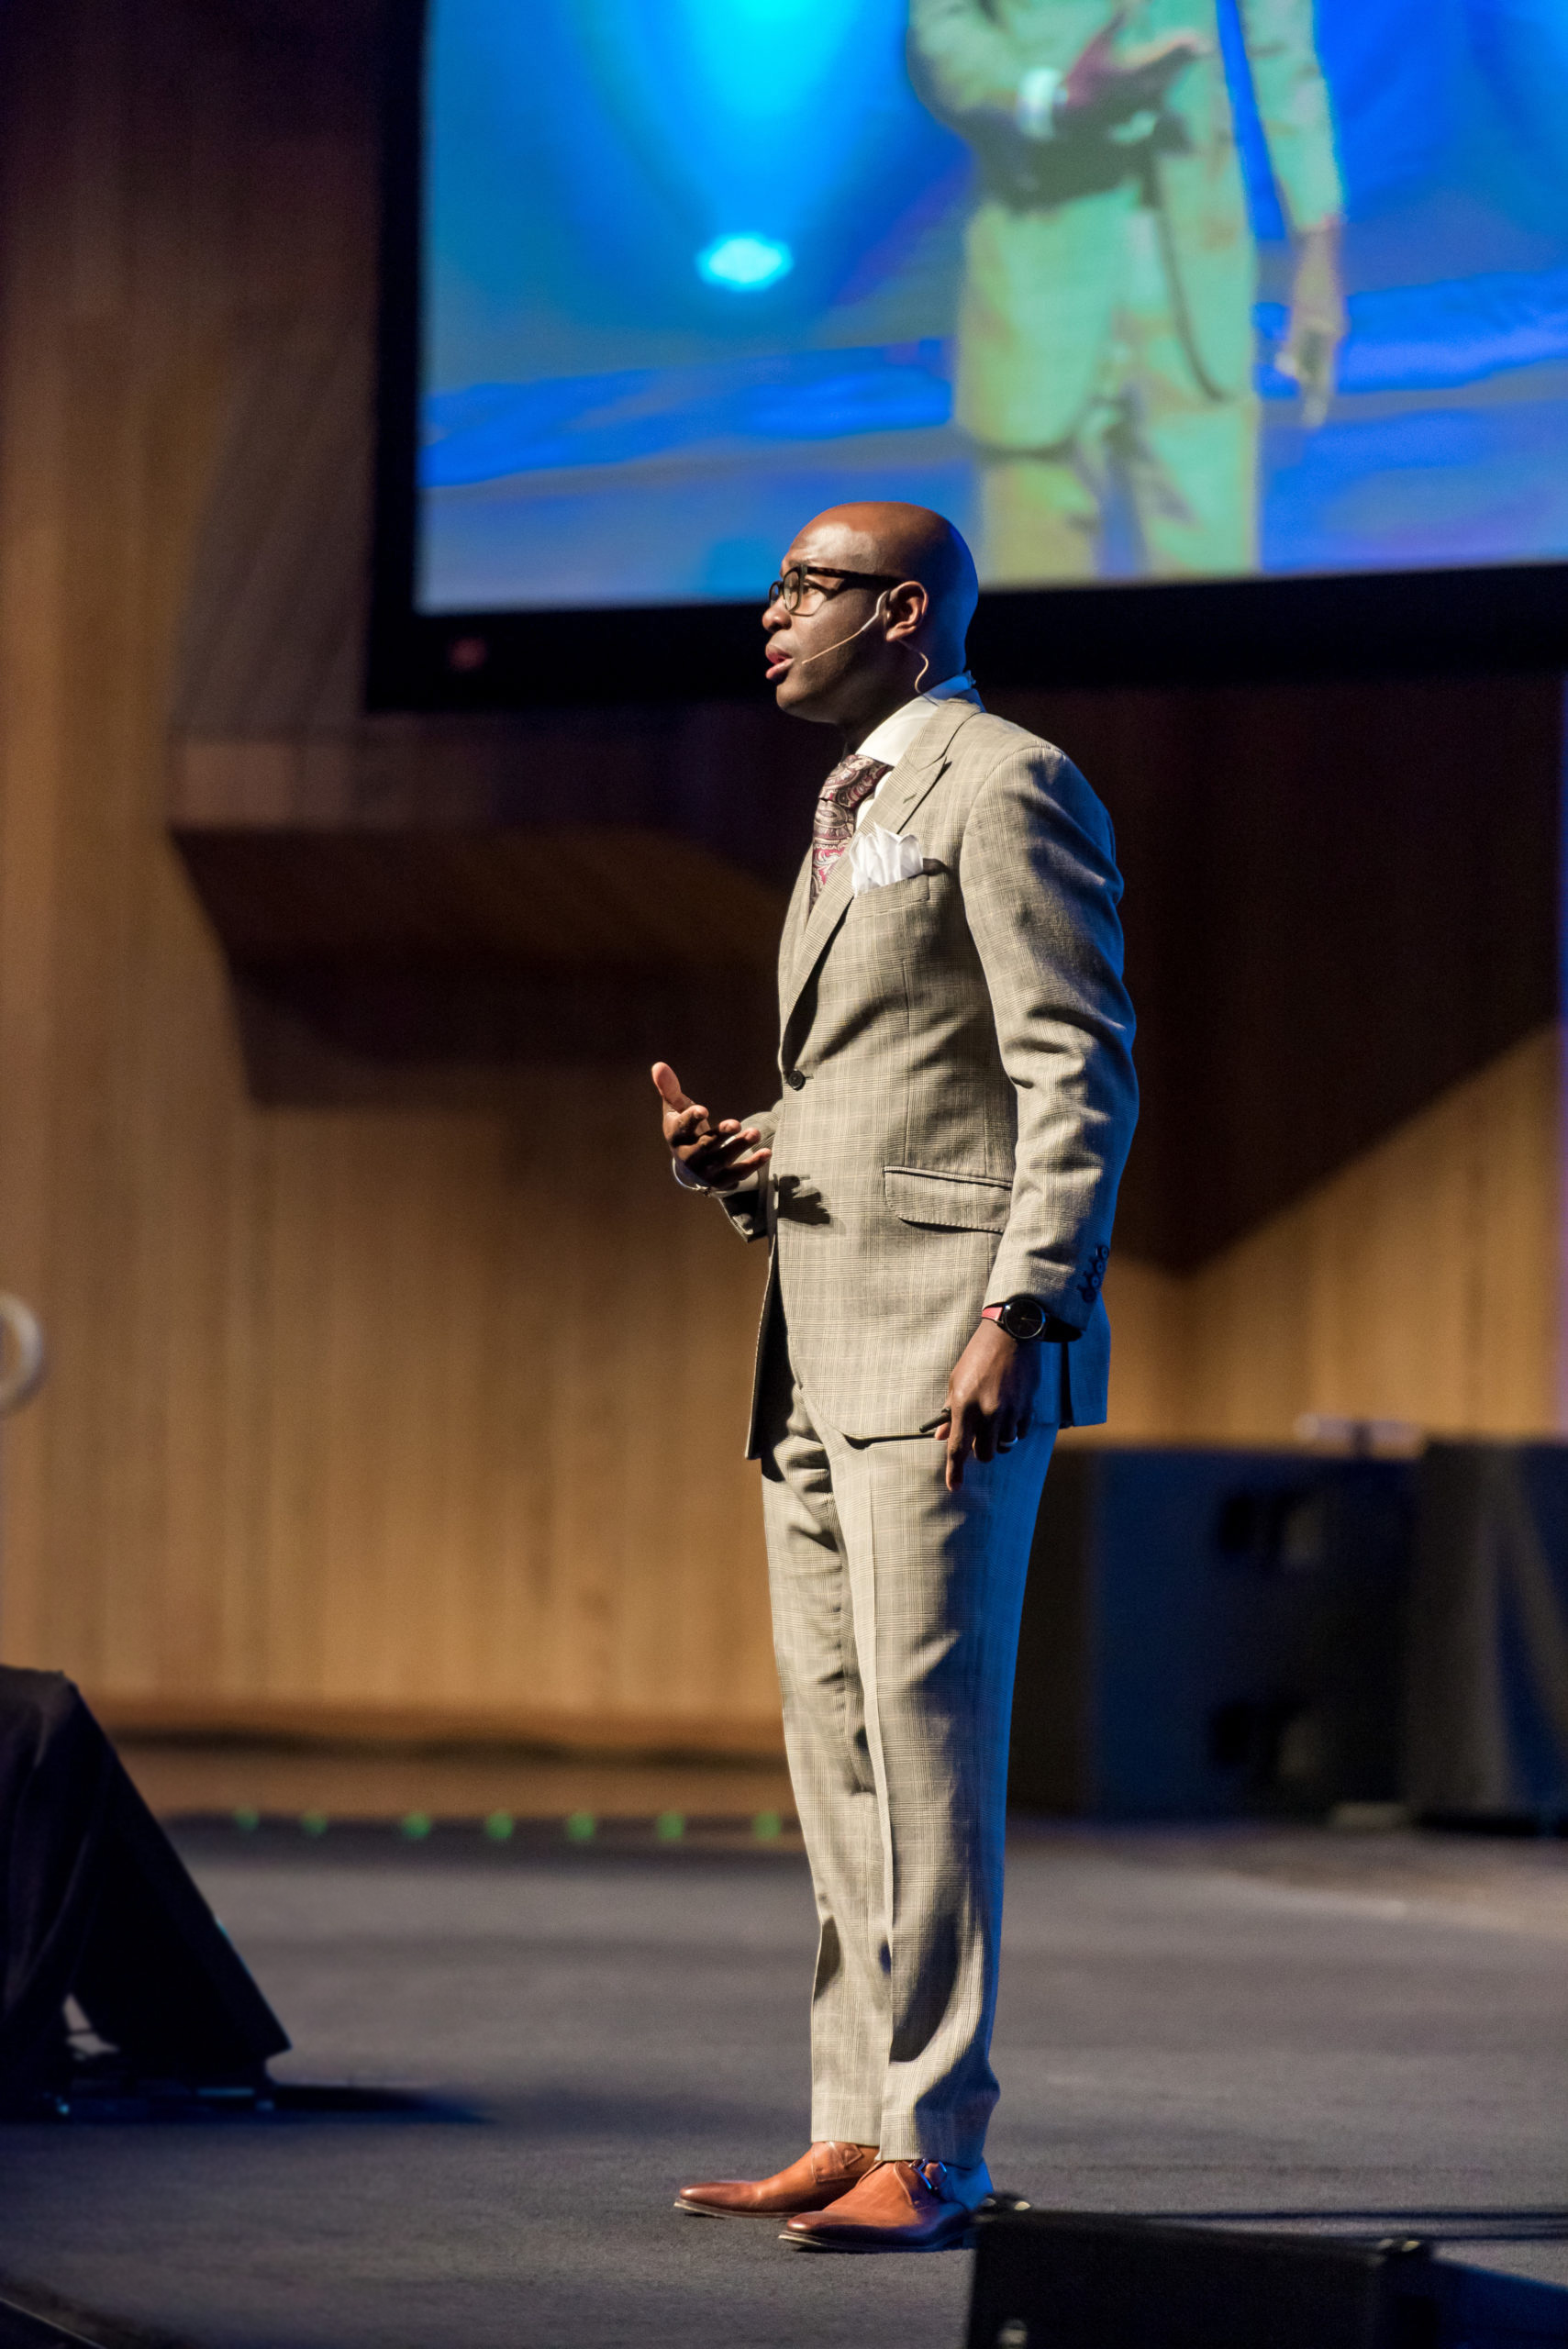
left=850, top=825, right=926, bottom=895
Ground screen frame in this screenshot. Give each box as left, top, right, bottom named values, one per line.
left=370, top=0, right=1568, bottom=713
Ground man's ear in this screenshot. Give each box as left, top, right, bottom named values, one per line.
left=883, top=580, right=929, bottom=641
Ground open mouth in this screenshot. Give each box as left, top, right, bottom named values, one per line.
left=765, top=648, right=792, bottom=680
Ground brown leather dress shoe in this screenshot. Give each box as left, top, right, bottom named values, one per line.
left=676, top=2139, right=879, bottom=2219
left=781, top=2159, right=976, bottom=2253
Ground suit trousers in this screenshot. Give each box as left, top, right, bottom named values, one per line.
left=757, top=1321, right=1056, bottom=2168
left=974, top=207, right=1259, bottom=585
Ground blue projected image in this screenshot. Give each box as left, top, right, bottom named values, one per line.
left=419, top=0, right=1568, bottom=614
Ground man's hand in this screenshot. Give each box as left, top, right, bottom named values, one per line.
left=1059, top=16, right=1206, bottom=132
left=932, top=1321, right=1044, bottom=1493
left=1278, top=221, right=1346, bottom=429
left=652, top=1063, right=771, bottom=1194
left=962, top=14, right=1200, bottom=156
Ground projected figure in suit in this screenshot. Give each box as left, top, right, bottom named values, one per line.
left=907, top=0, right=1346, bottom=581
left=653, top=503, right=1136, bottom=2251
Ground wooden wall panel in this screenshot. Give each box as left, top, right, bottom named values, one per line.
left=1090, top=1028, right=1565, bottom=1447
left=0, top=0, right=781, bottom=1744
left=994, top=677, right=1564, bottom=1271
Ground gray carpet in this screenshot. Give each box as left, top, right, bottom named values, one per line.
left=1, top=1824, right=1566, bottom=2348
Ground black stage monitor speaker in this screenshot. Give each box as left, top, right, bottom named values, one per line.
left=1405, top=1442, right=1568, bottom=1825
left=967, top=2213, right=1568, bottom=2349
left=0, top=1667, right=288, bottom=2110
left=1010, top=1448, right=1415, bottom=1819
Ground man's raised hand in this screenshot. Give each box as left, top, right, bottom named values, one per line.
left=652, top=1063, right=772, bottom=1194
left=1060, top=17, right=1205, bottom=130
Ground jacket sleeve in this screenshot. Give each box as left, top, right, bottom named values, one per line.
left=906, top=0, right=1031, bottom=128
left=713, top=1102, right=782, bottom=1245
left=959, top=747, right=1138, bottom=1325
left=1239, top=0, right=1344, bottom=231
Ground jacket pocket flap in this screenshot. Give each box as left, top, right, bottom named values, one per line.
left=884, top=1166, right=1012, bottom=1232
left=852, top=872, right=929, bottom=912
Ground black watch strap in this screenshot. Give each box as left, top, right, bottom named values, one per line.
left=986, top=1296, right=1084, bottom=1344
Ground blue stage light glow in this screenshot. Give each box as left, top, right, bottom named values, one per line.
left=697, top=234, right=794, bottom=292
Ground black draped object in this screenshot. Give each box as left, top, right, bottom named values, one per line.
left=0, top=1667, right=288, bottom=2105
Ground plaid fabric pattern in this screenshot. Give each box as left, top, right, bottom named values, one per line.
left=809, top=754, right=891, bottom=902
left=759, top=1337, right=1055, bottom=2165
left=723, top=699, right=1139, bottom=1443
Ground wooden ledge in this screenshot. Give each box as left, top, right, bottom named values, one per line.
left=87, top=1691, right=787, bottom=1765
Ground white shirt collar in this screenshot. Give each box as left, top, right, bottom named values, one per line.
left=855, top=674, right=982, bottom=771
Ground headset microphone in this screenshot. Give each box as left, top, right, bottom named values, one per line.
left=789, top=591, right=889, bottom=668
left=782, top=595, right=967, bottom=699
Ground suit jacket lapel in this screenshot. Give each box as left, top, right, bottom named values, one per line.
left=776, top=699, right=983, bottom=1045
left=779, top=844, right=815, bottom=999
left=782, top=831, right=856, bottom=1028
left=865, top=697, right=979, bottom=838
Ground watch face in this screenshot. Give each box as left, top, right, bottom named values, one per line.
left=1002, top=1297, right=1048, bottom=1341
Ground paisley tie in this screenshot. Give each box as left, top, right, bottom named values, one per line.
left=809, top=754, right=893, bottom=903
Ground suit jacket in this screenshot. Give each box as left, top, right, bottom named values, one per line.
left=907, top=0, right=1344, bottom=447
left=723, top=700, right=1138, bottom=1452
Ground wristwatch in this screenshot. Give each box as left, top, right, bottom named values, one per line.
left=982, top=1296, right=1049, bottom=1342
left=982, top=1297, right=1082, bottom=1344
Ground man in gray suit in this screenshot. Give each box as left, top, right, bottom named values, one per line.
left=655, top=502, right=1137, bottom=2251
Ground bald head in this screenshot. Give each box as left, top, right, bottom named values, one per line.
left=799, top=501, right=979, bottom=640
left=764, top=502, right=979, bottom=740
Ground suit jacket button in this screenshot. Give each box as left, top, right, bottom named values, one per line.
left=785, top=1069, right=806, bottom=1090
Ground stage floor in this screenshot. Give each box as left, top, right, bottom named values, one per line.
left=2, top=1823, right=1566, bottom=2349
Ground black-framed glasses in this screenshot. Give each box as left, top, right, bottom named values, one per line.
left=764, top=563, right=905, bottom=614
